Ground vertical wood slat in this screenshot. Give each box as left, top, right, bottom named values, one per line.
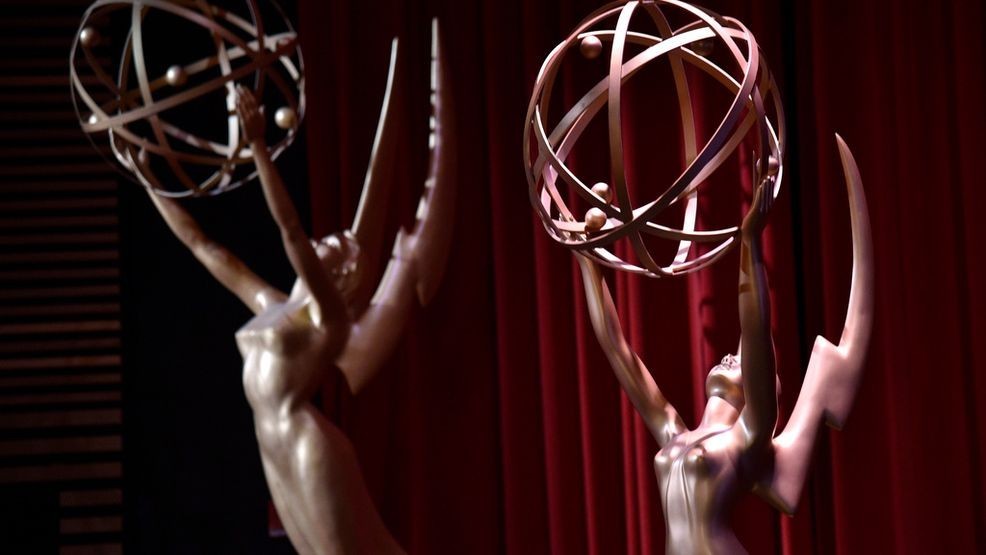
left=0, top=1, right=125, bottom=552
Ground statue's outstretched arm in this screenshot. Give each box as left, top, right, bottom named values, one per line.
left=736, top=178, right=778, bottom=452
left=236, top=86, right=348, bottom=330
left=145, top=190, right=285, bottom=314
left=755, top=136, right=874, bottom=514
left=577, top=254, right=686, bottom=447
left=336, top=19, right=456, bottom=394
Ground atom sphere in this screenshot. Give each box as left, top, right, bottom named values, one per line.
left=70, top=0, right=305, bottom=197
left=523, top=0, right=785, bottom=277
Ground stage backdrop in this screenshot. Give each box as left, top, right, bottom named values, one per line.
left=296, top=0, right=986, bottom=553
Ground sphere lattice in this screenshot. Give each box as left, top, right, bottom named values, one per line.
left=524, top=0, right=785, bottom=277
left=71, top=0, right=304, bottom=197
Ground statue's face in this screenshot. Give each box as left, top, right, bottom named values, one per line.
left=705, top=354, right=745, bottom=410
left=312, top=231, right=361, bottom=300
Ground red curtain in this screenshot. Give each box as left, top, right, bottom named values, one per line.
left=297, top=0, right=986, bottom=553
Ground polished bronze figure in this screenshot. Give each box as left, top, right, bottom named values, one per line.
left=525, top=2, right=873, bottom=553
left=577, top=142, right=870, bottom=553
left=139, top=23, right=453, bottom=555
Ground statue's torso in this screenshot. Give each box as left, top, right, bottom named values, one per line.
left=234, top=298, right=367, bottom=554
left=235, top=298, right=331, bottom=435
left=655, top=426, right=748, bottom=555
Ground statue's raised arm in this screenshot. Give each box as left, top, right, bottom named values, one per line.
left=757, top=135, right=874, bottom=514
left=736, top=176, right=778, bottom=454
left=577, top=254, right=687, bottom=447
left=235, top=85, right=349, bottom=334
left=143, top=179, right=286, bottom=315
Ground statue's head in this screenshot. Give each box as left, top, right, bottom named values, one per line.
left=705, top=354, right=745, bottom=411
left=312, top=231, right=361, bottom=301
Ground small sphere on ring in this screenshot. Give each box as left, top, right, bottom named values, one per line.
left=580, top=35, right=603, bottom=60
left=767, top=155, right=780, bottom=176
left=86, top=113, right=98, bottom=126
left=165, top=65, right=187, bottom=87
left=691, top=38, right=714, bottom=57
left=584, top=207, right=607, bottom=232
left=274, top=106, right=297, bottom=130
left=757, top=155, right=780, bottom=177
left=79, top=26, right=99, bottom=48
left=591, top=182, right=612, bottom=203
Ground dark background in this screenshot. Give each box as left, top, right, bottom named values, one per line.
left=118, top=0, right=306, bottom=550
left=9, top=0, right=982, bottom=554
left=119, top=133, right=305, bottom=553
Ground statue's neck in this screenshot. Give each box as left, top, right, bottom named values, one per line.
left=698, top=396, right=741, bottom=429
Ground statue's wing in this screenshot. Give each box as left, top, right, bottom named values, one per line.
left=349, top=37, right=402, bottom=315
left=404, top=18, right=456, bottom=304
left=755, top=135, right=874, bottom=514
left=336, top=19, right=456, bottom=393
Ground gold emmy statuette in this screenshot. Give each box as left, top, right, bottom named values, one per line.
left=524, top=2, right=873, bottom=553
left=74, top=3, right=455, bottom=552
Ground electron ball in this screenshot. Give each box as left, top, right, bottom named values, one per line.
left=585, top=208, right=607, bottom=232
left=591, top=182, right=612, bottom=203
left=580, top=35, right=603, bottom=59
left=79, top=26, right=99, bottom=48
left=756, top=155, right=780, bottom=177
left=165, top=65, right=187, bottom=87
left=274, top=106, right=297, bottom=130
left=767, top=155, right=780, bottom=176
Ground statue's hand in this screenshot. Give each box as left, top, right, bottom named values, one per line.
left=235, top=85, right=266, bottom=145
left=742, top=176, right=773, bottom=237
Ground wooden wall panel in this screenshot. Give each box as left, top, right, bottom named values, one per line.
left=0, top=2, right=124, bottom=553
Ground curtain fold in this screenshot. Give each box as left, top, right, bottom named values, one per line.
left=297, top=0, right=986, bottom=553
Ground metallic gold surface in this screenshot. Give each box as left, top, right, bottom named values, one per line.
left=527, top=2, right=873, bottom=553
left=145, top=20, right=453, bottom=555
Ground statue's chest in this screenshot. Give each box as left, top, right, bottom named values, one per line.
left=653, top=428, right=738, bottom=502
left=235, top=301, right=312, bottom=355
left=656, top=438, right=710, bottom=489
left=235, top=302, right=326, bottom=410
